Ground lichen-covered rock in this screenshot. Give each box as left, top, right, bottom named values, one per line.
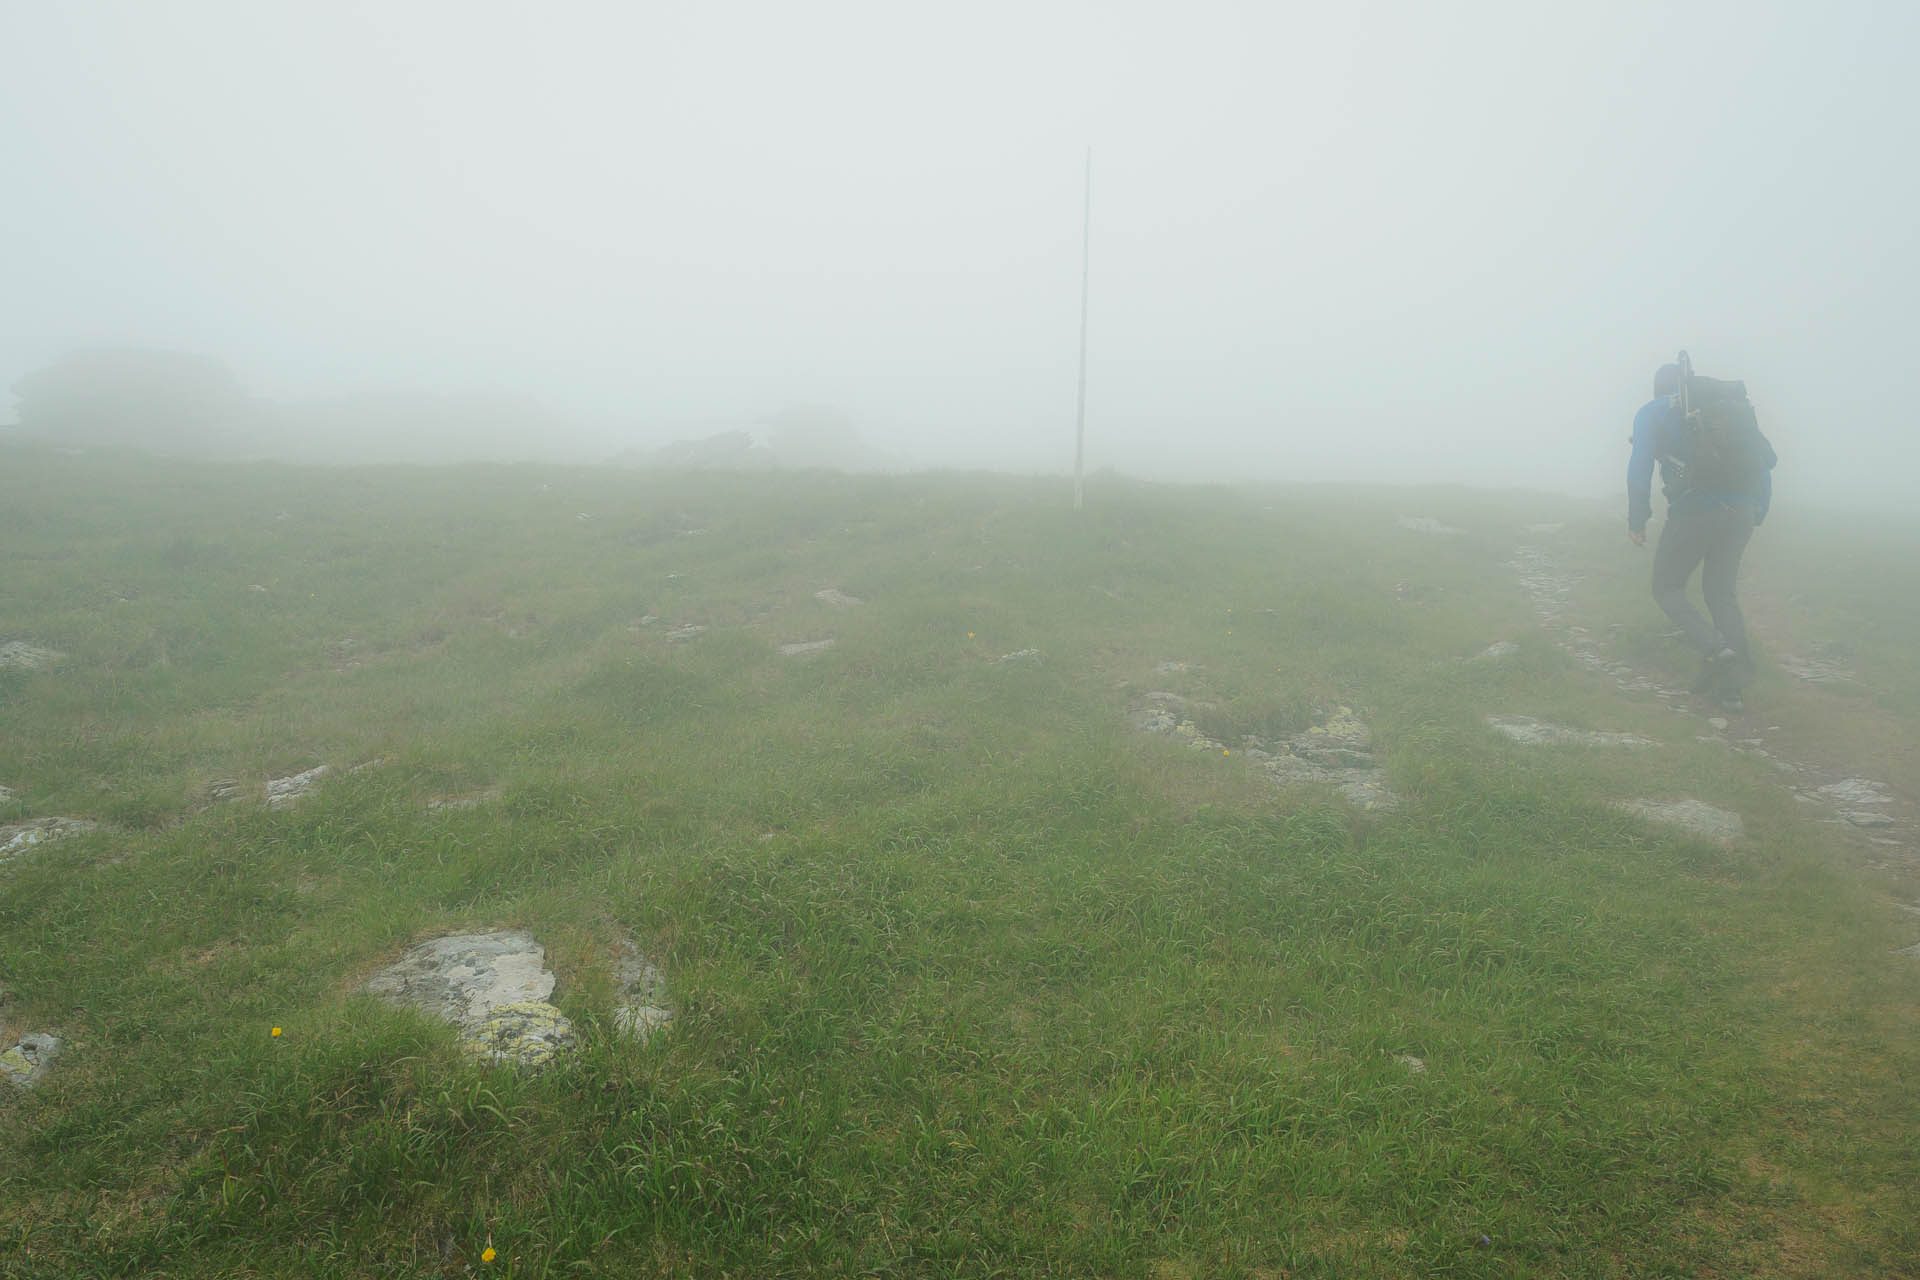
left=1485, top=715, right=1654, bottom=749
left=1, top=817, right=98, bottom=860
left=1260, top=707, right=1398, bottom=810
left=367, top=931, right=556, bottom=1027
left=1, top=1033, right=61, bottom=1088
left=465, top=1000, right=575, bottom=1067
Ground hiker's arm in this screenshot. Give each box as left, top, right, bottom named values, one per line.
left=1626, top=404, right=1658, bottom=535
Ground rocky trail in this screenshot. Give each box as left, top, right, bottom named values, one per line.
left=1508, top=531, right=1915, bottom=876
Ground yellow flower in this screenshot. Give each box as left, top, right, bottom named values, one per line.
left=1221, top=749, right=1229, bottom=755
left=270, top=1026, right=282, bottom=1037
left=967, top=632, right=974, bottom=639
left=482, top=1246, right=497, bottom=1263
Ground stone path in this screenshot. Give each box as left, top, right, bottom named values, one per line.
left=1507, top=534, right=1913, bottom=865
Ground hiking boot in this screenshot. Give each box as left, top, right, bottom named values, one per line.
left=1690, top=647, right=1739, bottom=696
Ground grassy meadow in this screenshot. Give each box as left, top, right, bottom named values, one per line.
left=2, top=443, right=1917, bottom=1278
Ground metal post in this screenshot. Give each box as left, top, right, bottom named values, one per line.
left=1072, top=147, right=1091, bottom=511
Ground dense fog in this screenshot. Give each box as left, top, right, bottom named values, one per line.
left=3, top=1, right=1915, bottom=501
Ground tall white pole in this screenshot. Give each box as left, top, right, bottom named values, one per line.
left=1072, top=146, right=1091, bottom=511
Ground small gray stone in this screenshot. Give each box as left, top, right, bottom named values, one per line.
left=265, top=765, right=330, bottom=810
left=778, top=638, right=835, bottom=657
left=665, top=624, right=708, bottom=643
left=1619, top=798, right=1744, bottom=843
left=1706, top=717, right=1729, bottom=731
left=814, top=588, right=863, bottom=607
left=0, top=1032, right=61, bottom=1088
left=1397, top=516, right=1464, bottom=535
left=1473, top=641, right=1520, bottom=661
left=995, top=648, right=1044, bottom=665
left=426, top=788, right=501, bottom=811
left=1395, top=1054, right=1427, bottom=1075
left=1, top=817, right=98, bottom=859
left=611, top=948, right=673, bottom=1044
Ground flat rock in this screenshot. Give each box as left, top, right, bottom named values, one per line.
left=1397, top=516, right=1464, bottom=535
left=367, top=930, right=555, bottom=1025
left=265, top=765, right=330, bottom=810
left=0, top=1033, right=61, bottom=1088
left=665, top=624, right=708, bottom=643
left=367, top=931, right=574, bottom=1067
left=1818, top=777, right=1893, bottom=807
left=427, top=788, right=501, bottom=811
left=1619, top=798, right=1744, bottom=843
left=1842, top=810, right=1897, bottom=829
left=612, top=947, right=673, bottom=1043
left=203, top=778, right=247, bottom=803
left=0, top=641, right=65, bottom=670
left=814, top=588, right=863, bottom=607
left=1473, top=641, right=1519, bottom=661
left=1485, top=715, right=1655, bottom=749
left=1259, top=707, right=1399, bottom=810
left=778, top=638, right=835, bottom=657
left=1, top=817, right=98, bottom=860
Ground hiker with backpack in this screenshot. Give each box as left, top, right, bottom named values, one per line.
left=1626, top=353, right=1778, bottom=712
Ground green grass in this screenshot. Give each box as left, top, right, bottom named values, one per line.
left=2, top=444, right=1917, bottom=1277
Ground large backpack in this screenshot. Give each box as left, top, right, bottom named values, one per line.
left=1668, top=351, right=1770, bottom=495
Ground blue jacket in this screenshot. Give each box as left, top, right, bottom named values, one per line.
left=1627, top=397, right=1774, bottom=533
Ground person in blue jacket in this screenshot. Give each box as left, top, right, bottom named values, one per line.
left=1627, top=362, right=1777, bottom=712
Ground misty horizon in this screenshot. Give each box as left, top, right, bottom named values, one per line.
left=4, top=2, right=1916, bottom=499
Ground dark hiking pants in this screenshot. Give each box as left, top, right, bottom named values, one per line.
left=1652, top=503, right=1756, bottom=688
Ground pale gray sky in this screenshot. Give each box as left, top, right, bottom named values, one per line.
left=2, top=1, right=1915, bottom=497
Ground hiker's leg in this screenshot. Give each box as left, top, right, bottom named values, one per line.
left=1701, top=505, right=1757, bottom=688
left=1651, top=514, right=1722, bottom=653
